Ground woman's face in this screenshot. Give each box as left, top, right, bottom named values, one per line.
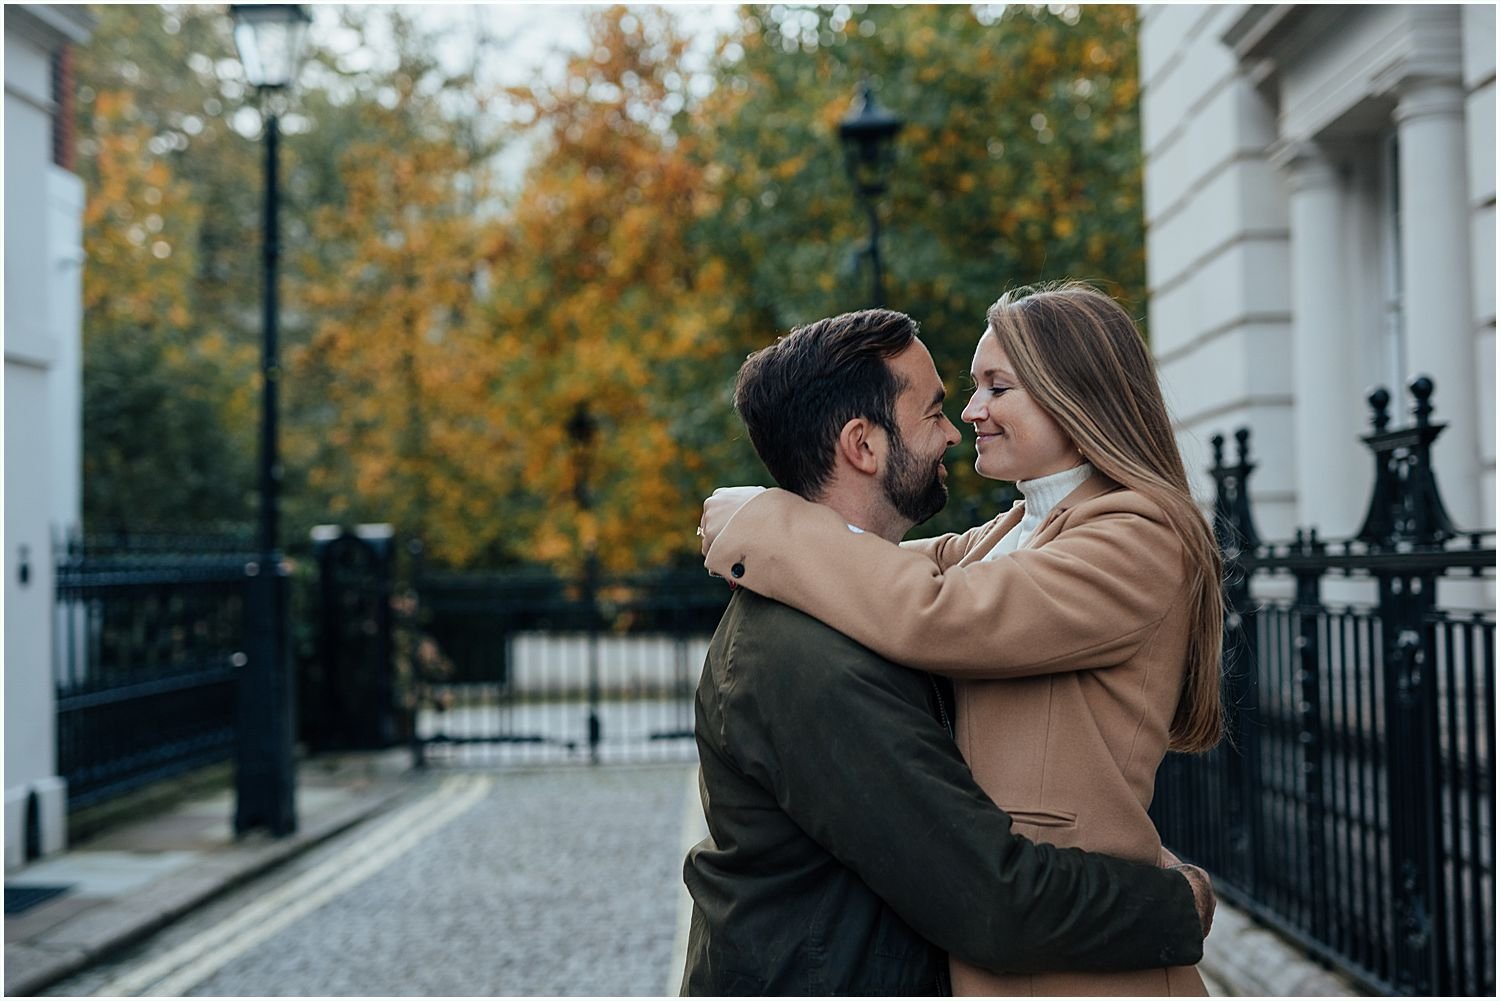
left=961, top=328, right=1079, bottom=483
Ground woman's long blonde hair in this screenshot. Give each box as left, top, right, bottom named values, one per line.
left=987, top=282, right=1224, bottom=753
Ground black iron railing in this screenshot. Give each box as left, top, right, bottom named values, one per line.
left=1153, top=378, right=1495, bottom=996
left=54, top=532, right=255, bottom=810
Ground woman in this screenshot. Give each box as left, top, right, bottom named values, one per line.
left=699, top=282, right=1223, bottom=996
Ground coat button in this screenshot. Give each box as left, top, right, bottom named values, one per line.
left=730, top=562, right=745, bottom=579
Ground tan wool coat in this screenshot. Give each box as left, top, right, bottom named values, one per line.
left=704, top=474, right=1208, bottom=996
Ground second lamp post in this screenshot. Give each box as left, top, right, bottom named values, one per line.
left=838, top=80, right=903, bottom=306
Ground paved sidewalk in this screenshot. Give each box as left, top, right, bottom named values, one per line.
left=4, top=751, right=417, bottom=997
left=1200, top=902, right=1364, bottom=996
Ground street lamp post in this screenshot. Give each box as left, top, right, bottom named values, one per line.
left=838, top=79, right=903, bottom=306
left=230, top=2, right=310, bottom=837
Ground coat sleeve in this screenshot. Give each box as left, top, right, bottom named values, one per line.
left=899, top=516, right=1002, bottom=571
left=705, top=487, right=1186, bottom=678
left=725, top=632, right=1204, bottom=974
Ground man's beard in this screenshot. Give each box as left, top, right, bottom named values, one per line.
left=882, top=430, right=948, bottom=526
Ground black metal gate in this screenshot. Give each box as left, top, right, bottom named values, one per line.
left=406, top=561, right=728, bottom=767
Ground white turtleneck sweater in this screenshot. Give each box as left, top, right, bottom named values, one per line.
left=981, top=462, right=1095, bottom=560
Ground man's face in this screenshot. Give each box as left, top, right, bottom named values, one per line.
left=882, top=340, right=961, bottom=526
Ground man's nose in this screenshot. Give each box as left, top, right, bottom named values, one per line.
left=942, top=415, right=961, bottom=447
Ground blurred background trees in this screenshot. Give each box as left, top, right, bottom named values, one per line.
left=74, top=3, right=1145, bottom=570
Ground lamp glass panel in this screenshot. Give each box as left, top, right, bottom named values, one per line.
left=233, top=14, right=308, bottom=89
left=842, top=134, right=896, bottom=196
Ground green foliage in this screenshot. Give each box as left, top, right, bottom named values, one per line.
left=75, top=3, right=1147, bottom=564
left=691, top=4, right=1147, bottom=533
left=82, top=331, right=252, bottom=528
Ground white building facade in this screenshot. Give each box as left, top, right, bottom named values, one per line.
left=1139, top=4, right=1494, bottom=543
left=5, top=4, right=92, bottom=868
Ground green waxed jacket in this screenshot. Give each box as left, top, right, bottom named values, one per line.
left=680, top=590, right=1203, bottom=996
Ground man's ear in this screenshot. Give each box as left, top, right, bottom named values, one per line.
left=837, top=418, right=885, bottom=476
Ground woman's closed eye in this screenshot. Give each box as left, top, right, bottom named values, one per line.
left=967, top=374, right=1010, bottom=397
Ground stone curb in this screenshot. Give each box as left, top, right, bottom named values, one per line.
left=4, top=781, right=411, bottom=997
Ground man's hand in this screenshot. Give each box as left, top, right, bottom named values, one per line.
left=700, top=486, right=767, bottom=557
left=1160, top=846, right=1215, bottom=938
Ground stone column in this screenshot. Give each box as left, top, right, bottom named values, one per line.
left=1276, top=140, right=1363, bottom=534
left=1395, top=77, right=1481, bottom=530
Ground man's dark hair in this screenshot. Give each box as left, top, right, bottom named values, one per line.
left=733, top=308, right=917, bottom=499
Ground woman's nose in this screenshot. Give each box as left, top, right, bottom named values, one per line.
left=961, top=392, right=985, bottom=425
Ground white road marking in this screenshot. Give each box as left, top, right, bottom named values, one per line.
left=666, top=764, right=708, bottom=996
left=93, top=774, right=492, bottom=997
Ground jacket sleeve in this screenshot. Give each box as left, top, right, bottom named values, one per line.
left=705, top=487, right=1185, bottom=678
left=725, top=632, right=1204, bottom=974
left=899, top=515, right=1003, bottom=571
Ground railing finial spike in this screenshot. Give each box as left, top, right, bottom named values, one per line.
left=1368, top=387, right=1391, bottom=433
left=1409, top=375, right=1435, bottom=427
left=1234, top=426, right=1251, bottom=465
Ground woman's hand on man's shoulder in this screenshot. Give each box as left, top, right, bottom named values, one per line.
left=701, top=486, right=769, bottom=556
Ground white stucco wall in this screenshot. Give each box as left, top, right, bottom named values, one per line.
left=1139, top=3, right=1495, bottom=544
left=1139, top=4, right=1295, bottom=539
left=1462, top=4, right=1496, bottom=525
left=4, top=4, right=91, bottom=868
left=49, top=167, right=86, bottom=536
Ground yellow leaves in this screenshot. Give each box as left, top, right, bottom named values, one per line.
left=696, top=258, right=727, bottom=295
left=81, top=87, right=201, bottom=334
left=909, top=24, right=940, bottom=60
left=771, top=153, right=808, bottom=181
left=1053, top=217, right=1075, bottom=238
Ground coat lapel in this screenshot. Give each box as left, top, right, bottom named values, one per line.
left=1023, top=472, right=1120, bottom=549
left=960, top=501, right=1025, bottom=565
left=956, top=472, right=1123, bottom=564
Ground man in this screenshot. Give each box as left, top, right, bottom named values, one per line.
left=680, top=309, right=1209, bottom=995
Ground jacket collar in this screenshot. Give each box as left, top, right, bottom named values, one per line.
left=967, top=472, right=1120, bottom=561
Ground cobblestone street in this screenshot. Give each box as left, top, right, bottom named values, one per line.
left=45, top=764, right=701, bottom=997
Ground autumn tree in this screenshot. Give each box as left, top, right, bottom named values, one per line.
left=77, top=82, right=257, bottom=529
left=73, top=6, right=263, bottom=529
left=74, top=3, right=1149, bottom=569
left=469, top=6, right=755, bottom=573
left=691, top=4, right=1147, bottom=533
left=285, top=10, right=507, bottom=564
left=283, top=6, right=764, bottom=572
left=73, top=5, right=518, bottom=542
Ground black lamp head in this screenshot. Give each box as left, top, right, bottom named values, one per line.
left=838, top=80, right=903, bottom=196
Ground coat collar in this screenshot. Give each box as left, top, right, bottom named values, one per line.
left=1053, top=471, right=1119, bottom=513
left=966, top=472, right=1121, bottom=562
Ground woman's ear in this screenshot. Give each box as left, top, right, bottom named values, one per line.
left=837, top=418, right=884, bottom=476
